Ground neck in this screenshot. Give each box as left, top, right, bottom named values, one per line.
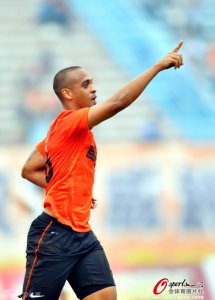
left=62, top=102, right=80, bottom=111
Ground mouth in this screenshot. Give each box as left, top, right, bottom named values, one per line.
left=91, top=95, right=97, bottom=103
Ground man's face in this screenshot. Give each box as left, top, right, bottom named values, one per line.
left=62, top=68, right=97, bottom=109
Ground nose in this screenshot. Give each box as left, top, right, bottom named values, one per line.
left=91, top=84, right=96, bottom=93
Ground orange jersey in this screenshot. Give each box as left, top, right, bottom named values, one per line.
left=36, top=108, right=97, bottom=232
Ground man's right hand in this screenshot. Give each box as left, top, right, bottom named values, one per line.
left=155, top=40, right=184, bottom=71
left=88, top=41, right=184, bottom=128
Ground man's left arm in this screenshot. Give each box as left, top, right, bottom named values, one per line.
left=21, top=149, right=46, bottom=188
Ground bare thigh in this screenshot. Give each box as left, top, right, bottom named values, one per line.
left=82, top=286, right=117, bottom=300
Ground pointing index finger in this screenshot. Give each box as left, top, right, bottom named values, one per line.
left=172, top=40, right=183, bottom=53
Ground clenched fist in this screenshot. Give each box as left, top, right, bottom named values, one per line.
left=156, top=41, right=184, bottom=71
left=90, top=198, right=97, bottom=209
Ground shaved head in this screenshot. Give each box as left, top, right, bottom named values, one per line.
left=53, top=66, right=82, bottom=102
left=52, top=66, right=96, bottom=110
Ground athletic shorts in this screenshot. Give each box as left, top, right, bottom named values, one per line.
left=18, top=212, right=115, bottom=300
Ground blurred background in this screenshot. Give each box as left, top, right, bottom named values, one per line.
left=0, top=0, right=215, bottom=299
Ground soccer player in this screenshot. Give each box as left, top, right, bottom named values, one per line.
left=19, top=41, right=183, bottom=300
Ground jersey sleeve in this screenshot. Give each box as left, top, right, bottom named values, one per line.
left=62, top=107, right=90, bottom=134
left=36, top=139, right=46, bottom=158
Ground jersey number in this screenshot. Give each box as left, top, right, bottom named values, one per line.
left=46, top=157, right=54, bottom=183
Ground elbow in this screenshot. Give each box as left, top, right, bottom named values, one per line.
left=110, top=98, right=125, bottom=115
left=114, top=101, right=124, bottom=113
left=21, top=166, right=28, bottom=179
left=111, top=91, right=130, bottom=113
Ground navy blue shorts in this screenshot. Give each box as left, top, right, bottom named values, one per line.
left=19, top=212, right=115, bottom=300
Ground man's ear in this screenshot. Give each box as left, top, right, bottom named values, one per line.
left=61, top=88, right=73, bottom=100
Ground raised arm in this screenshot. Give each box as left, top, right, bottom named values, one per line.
left=88, top=41, right=183, bottom=128
left=21, top=149, right=46, bottom=188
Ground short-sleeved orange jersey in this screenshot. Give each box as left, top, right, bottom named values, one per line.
left=36, top=108, right=97, bottom=232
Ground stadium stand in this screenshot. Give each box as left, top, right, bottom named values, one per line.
left=0, top=0, right=214, bottom=143
left=71, top=0, right=215, bottom=140
left=106, top=165, right=162, bottom=231
left=0, top=0, right=180, bottom=144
